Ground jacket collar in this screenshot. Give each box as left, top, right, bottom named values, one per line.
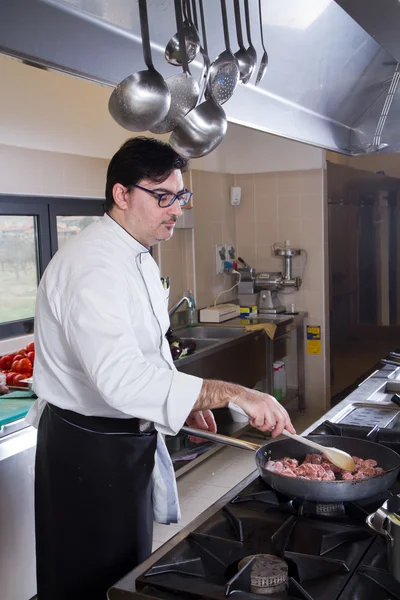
left=103, top=212, right=150, bottom=258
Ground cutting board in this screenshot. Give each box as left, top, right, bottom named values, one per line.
left=0, top=391, right=35, bottom=426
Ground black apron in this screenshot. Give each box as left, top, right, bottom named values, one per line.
left=34, top=403, right=157, bottom=600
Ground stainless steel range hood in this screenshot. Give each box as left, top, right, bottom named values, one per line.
left=1, top=0, right=399, bottom=155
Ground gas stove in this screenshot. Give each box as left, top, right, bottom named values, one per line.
left=108, top=423, right=400, bottom=600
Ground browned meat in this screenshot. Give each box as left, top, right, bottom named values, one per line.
left=265, top=452, right=383, bottom=481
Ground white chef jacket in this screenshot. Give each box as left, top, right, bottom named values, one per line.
left=26, top=212, right=203, bottom=523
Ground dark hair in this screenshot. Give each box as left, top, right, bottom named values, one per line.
left=105, top=137, right=188, bottom=212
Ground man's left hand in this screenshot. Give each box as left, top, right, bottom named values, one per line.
left=185, top=409, right=217, bottom=444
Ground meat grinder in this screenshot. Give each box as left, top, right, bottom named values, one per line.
left=237, top=243, right=304, bottom=315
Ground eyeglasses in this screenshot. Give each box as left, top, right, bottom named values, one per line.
left=129, top=183, right=193, bottom=208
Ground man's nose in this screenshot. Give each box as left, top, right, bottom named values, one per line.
left=169, top=198, right=183, bottom=218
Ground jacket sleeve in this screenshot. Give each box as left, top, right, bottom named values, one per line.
left=57, top=267, right=203, bottom=436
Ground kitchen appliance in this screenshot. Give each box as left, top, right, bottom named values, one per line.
left=109, top=411, right=400, bottom=600
left=237, top=244, right=304, bottom=315
left=181, top=427, right=400, bottom=502
left=199, top=303, right=240, bottom=323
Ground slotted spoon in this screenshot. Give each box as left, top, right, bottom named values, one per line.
left=205, top=0, right=240, bottom=105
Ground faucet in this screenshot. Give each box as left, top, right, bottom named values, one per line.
left=168, top=293, right=196, bottom=317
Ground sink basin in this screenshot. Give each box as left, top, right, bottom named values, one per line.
left=180, top=337, right=220, bottom=350
left=175, top=326, right=246, bottom=339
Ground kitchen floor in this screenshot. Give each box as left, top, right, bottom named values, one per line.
left=152, top=409, right=322, bottom=551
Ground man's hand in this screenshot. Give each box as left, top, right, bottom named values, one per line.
left=232, top=389, right=295, bottom=438
left=186, top=409, right=217, bottom=444
left=192, top=380, right=296, bottom=438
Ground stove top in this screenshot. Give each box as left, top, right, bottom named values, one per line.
left=109, top=423, right=400, bottom=600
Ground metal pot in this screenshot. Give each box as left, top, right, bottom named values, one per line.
left=366, top=495, right=400, bottom=582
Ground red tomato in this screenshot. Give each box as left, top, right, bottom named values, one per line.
left=0, top=355, right=13, bottom=370
left=16, top=350, right=26, bottom=357
left=6, top=372, right=17, bottom=385
left=27, top=352, right=35, bottom=364
left=12, top=374, right=28, bottom=386
left=18, top=358, right=32, bottom=373
left=25, top=342, right=35, bottom=353
left=13, top=354, right=25, bottom=362
left=11, top=360, right=21, bottom=372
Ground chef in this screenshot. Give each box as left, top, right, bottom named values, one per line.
left=27, top=136, right=295, bottom=599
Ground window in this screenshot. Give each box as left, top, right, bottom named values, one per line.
left=0, top=215, right=39, bottom=326
left=56, top=215, right=102, bottom=250
left=0, top=196, right=104, bottom=339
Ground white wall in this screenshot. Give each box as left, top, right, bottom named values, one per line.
left=0, top=55, right=325, bottom=174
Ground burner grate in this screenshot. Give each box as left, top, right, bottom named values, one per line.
left=284, top=551, right=349, bottom=583
left=339, top=566, right=400, bottom=600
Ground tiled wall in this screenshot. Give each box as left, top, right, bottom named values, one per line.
left=233, top=169, right=329, bottom=411
left=156, top=166, right=330, bottom=410
left=156, top=170, right=238, bottom=310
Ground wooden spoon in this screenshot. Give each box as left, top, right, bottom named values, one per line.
left=281, top=430, right=356, bottom=472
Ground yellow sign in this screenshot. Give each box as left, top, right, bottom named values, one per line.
left=307, top=325, right=321, bottom=355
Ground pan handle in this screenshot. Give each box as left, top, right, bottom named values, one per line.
left=181, top=426, right=261, bottom=451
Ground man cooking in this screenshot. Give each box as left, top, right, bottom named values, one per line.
left=28, top=137, right=295, bottom=599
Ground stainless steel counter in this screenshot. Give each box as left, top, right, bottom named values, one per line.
left=302, top=363, right=400, bottom=436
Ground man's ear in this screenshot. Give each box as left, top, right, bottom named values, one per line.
left=113, top=184, right=129, bottom=210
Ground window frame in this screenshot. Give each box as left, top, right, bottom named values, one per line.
left=0, top=195, right=104, bottom=339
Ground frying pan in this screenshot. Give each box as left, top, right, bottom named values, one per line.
left=182, top=427, right=400, bottom=502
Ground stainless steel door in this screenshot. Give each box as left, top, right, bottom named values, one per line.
left=0, top=427, right=37, bottom=599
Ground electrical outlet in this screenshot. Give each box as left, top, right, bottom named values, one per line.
left=225, top=244, right=236, bottom=262
left=216, top=244, right=226, bottom=274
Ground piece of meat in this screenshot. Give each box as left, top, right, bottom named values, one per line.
left=281, top=457, right=299, bottom=469
left=266, top=453, right=382, bottom=481
left=362, top=459, right=377, bottom=468
left=280, top=468, right=297, bottom=478
left=305, top=453, right=323, bottom=465
left=359, top=467, right=377, bottom=477
left=265, top=460, right=284, bottom=474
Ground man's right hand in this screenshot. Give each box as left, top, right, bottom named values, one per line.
left=191, top=379, right=296, bottom=438
left=232, top=388, right=295, bottom=437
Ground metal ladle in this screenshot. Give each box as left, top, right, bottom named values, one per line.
left=255, top=0, right=269, bottom=86
left=243, top=0, right=257, bottom=83
left=169, top=0, right=227, bottom=158
left=233, top=0, right=254, bottom=84
left=165, top=0, right=200, bottom=66
left=108, top=0, right=170, bottom=131
left=150, top=0, right=199, bottom=134
left=205, top=0, right=240, bottom=105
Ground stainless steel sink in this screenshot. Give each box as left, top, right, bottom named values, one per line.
left=180, top=337, right=221, bottom=350
left=175, top=326, right=246, bottom=339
